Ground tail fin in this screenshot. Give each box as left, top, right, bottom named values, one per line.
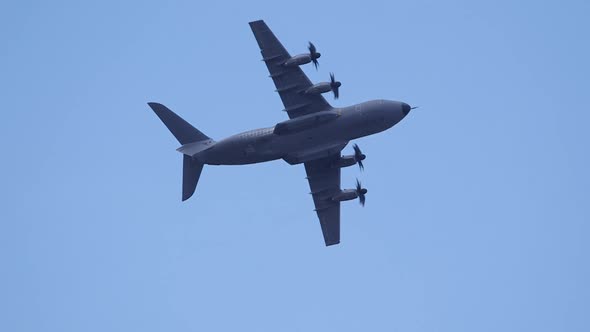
left=183, top=155, right=203, bottom=201
left=148, top=102, right=210, bottom=144
left=148, top=102, right=208, bottom=201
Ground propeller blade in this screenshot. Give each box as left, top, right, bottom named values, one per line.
left=355, top=179, right=367, bottom=206
left=308, top=42, right=320, bottom=69
left=308, top=41, right=316, bottom=55
left=353, top=144, right=366, bottom=170
left=329, top=73, right=339, bottom=99
left=411, top=106, right=419, bottom=110
left=353, top=144, right=361, bottom=155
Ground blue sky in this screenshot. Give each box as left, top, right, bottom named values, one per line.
left=1, top=0, right=589, bottom=331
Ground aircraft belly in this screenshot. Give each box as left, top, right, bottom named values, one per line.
left=199, top=136, right=282, bottom=165
left=199, top=119, right=352, bottom=165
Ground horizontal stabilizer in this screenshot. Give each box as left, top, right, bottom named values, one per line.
left=177, top=140, right=215, bottom=156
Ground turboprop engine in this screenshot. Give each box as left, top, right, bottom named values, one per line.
left=332, top=144, right=366, bottom=170
left=331, top=179, right=367, bottom=206
left=304, top=73, right=341, bottom=99
left=283, top=42, right=321, bottom=69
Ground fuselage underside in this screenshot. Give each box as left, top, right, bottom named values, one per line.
left=193, top=99, right=408, bottom=165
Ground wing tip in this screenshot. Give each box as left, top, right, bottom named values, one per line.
left=147, top=102, right=166, bottom=112
left=248, top=19, right=265, bottom=26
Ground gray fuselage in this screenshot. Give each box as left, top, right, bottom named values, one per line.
left=194, top=99, right=408, bottom=165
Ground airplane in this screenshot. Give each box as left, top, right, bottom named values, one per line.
left=148, top=20, right=415, bottom=246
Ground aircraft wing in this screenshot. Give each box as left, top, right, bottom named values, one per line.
left=304, top=154, right=341, bottom=246
left=249, top=20, right=332, bottom=119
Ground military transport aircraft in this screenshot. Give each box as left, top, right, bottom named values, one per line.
left=148, top=20, right=415, bottom=246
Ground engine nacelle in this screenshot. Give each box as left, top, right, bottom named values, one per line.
left=304, top=82, right=332, bottom=95
left=332, top=155, right=357, bottom=169
left=283, top=54, right=312, bottom=67
left=331, top=189, right=358, bottom=202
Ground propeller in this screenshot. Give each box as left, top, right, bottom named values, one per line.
left=308, top=42, right=321, bottom=69
left=353, top=144, right=366, bottom=171
left=355, top=179, right=368, bottom=206
left=330, top=72, right=342, bottom=99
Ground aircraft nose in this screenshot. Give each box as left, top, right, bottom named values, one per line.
left=401, top=102, right=411, bottom=116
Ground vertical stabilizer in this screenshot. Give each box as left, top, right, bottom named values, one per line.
left=148, top=102, right=210, bottom=144
left=183, top=155, right=203, bottom=201
left=148, top=102, right=208, bottom=201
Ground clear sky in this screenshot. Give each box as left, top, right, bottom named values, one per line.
left=1, top=0, right=589, bottom=331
